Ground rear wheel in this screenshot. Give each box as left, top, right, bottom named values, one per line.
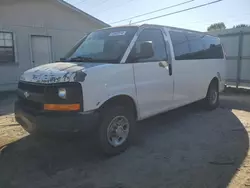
left=204, top=81, right=219, bottom=110
left=98, top=106, right=135, bottom=155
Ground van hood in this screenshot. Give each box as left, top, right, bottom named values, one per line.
left=20, top=62, right=107, bottom=84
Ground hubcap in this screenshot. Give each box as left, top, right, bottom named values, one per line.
left=210, top=89, right=218, bottom=105
left=107, top=116, right=130, bottom=147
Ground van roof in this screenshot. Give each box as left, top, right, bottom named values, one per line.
left=99, top=24, right=218, bottom=38
left=140, top=24, right=213, bottom=36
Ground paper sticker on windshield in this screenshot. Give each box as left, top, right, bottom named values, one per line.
left=109, top=31, right=126, bottom=36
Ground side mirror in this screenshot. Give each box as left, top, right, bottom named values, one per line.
left=136, top=41, right=154, bottom=60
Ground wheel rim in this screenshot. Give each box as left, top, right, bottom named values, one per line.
left=210, top=87, right=218, bottom=105
left=107, top=116, right=130, bottom=147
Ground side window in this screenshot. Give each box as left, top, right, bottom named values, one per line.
left=169, top=31, right=190, bottom=60
left=128, top=29, right=167, bottom=62
left=0, top=32, right=15, bottom=63
left=202, top=35, right=224, bottom=59
left=186, top=32, right=205, bottom=59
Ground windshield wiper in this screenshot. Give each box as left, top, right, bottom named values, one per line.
left=68, top=56, right=120, bottom=63
left=69, top=56, right=94, bottom=62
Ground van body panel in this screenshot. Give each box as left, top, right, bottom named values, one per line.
left=132, top=62, right=174, bottom=119
left=173, top=59, right=223, bottom=105
left=81, top=63, right=137, bottom=113
left=124, top=26, right=174, bottom=119
left=166, top=27, right=226, bottom=107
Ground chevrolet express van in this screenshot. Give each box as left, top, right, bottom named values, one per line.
left=15, top=24, right=226, bottom=155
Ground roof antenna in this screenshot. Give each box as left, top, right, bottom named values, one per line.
left=129, top=20, right=132, bottom=25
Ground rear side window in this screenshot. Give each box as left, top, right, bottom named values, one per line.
left=169, top=31, right=189, bottom=60
left=202, top=35, right=224, bottom=59
left=127, top=28, right=168, bottom=62
left=170, top=30, right=224, bottom=60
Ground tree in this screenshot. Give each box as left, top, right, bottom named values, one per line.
left=233, top=24, right=250, bottom=28
left=207, top=22, right=226, bottom=31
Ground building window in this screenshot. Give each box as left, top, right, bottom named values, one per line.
left=0, top=32, right=15, bottom=63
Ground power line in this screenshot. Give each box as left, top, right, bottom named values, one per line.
left=110, top=0, right=194, bottom=24
left=131, top=0, right=222, bottom=24
left=92, top=0, right=136, bottom=15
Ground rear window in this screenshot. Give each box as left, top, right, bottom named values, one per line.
left=202, top=35, right=224, bottom=59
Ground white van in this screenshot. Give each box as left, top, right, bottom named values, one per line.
left=15, top=24, right=226, bottom=155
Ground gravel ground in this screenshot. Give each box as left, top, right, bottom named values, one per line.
left=0, top=92, right=250, bottom=188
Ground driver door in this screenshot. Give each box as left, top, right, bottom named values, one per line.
left=127, top=28, right=174, bottom=119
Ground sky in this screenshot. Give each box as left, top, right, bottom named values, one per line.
left=65, top=0, right=250, bottom=31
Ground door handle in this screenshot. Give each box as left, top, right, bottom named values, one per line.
left=159, top=61, right=172, bottom=76
left=159, top=61, right=168, bottom=69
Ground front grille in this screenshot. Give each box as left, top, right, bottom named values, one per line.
left=17, top=81, right=83, bottom=112
left=18, top=82, right=45, bottom=93
left=17, top=82, right=44, bottom=112
left=18, top=96, right=43, bottom=113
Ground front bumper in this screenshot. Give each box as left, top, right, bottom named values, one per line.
left=15, top=101, right=99, bottom=133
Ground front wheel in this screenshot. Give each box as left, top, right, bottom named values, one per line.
left=98, top=106, right=135, bottom=156
left=204, top=81, right=219, bottom=110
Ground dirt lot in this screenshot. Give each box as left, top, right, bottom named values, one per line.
left=0, top=91, right=250, bottom=188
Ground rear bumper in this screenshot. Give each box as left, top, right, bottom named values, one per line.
left=15, top=101, right=99, bottom=133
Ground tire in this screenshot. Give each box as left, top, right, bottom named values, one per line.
left=204, top=81, right=219, bottom=110
left=98, top=105, right=135, bottom=156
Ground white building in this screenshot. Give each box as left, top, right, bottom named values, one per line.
left=0, top=0, right=109, bottom=91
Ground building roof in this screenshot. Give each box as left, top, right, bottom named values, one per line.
left=57, top=0, right=110, bottom=27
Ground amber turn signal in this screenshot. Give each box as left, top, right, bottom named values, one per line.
left=44, top=104, right=80, bottom=111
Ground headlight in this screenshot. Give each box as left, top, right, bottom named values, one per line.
left=58, top=88, right=67, bottom=99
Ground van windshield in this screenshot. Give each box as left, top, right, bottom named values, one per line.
left=65, top=27, right=138, bottom=63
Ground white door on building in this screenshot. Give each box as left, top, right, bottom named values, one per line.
left=31, top=36, right=52, bottom=67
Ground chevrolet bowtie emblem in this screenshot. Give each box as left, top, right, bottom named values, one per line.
left=24, top=91, right=30, bottom=98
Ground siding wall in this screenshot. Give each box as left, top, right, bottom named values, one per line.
left=0, top=0, right=107, bottom=91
